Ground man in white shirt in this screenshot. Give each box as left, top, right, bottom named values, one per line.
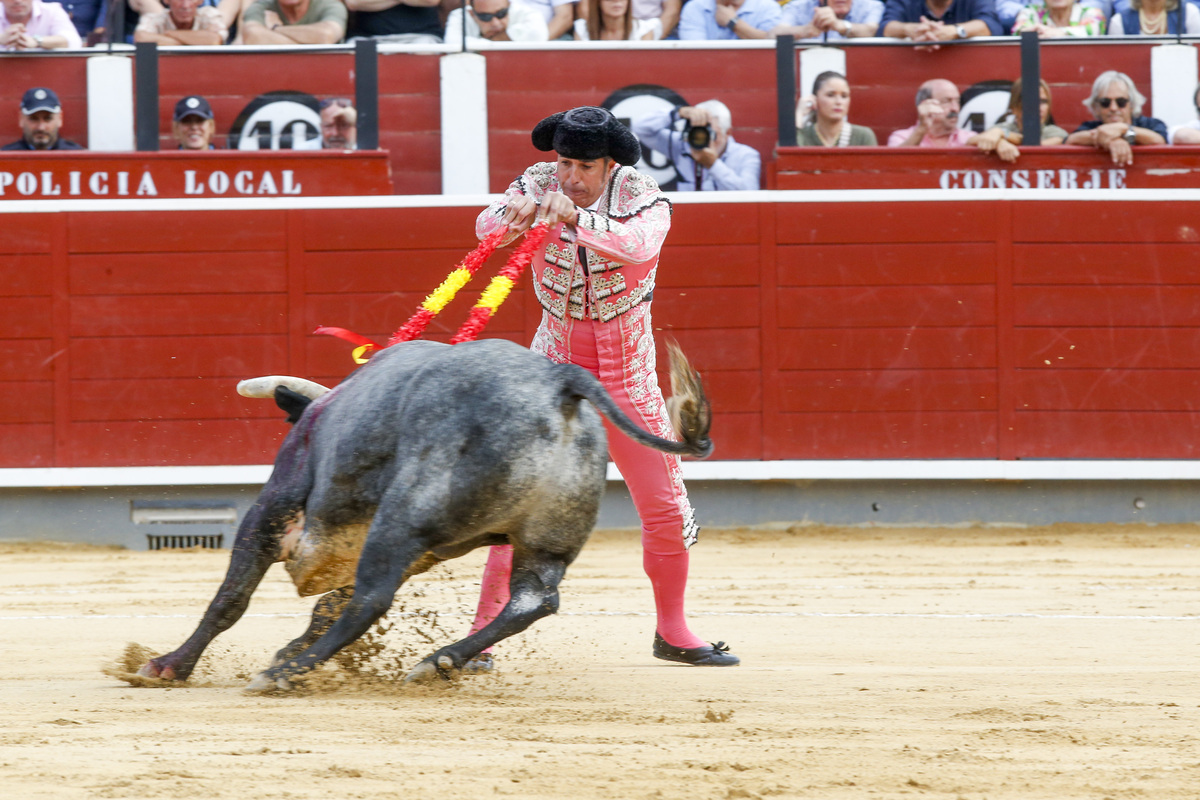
left=444, top=0, right=548, bottom=45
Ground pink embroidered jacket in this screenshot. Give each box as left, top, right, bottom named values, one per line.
left=476, top=162, right=672, bottom=323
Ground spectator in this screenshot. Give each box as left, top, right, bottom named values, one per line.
left=523, top=0, right=580, bottom=38
left=878, top=0, right=1003, bottom=44
left=345, top=0, right=443, bottom=43
left=1, top=0, right=84, bottom=48
left=59, top=0, right=104, bottom=40
left=575, top=0, right=661, bottom=37
left=888, top=79, right=973, bottom=146
left=772, top=0, right=884, bottom=40
left=2, top=88, right=84, bottom=151
left=678, top=0, right=782, bottom=39
left=631, top=99, right=762, bottom=190
left=135, top=0, right=229, bottom=43
left=969, top=78, right=1067, bottom=162
left=1011, top=0, right=1106, bottom=34
left=320, top=97, right=357, bottom=149
left=632, top=0, right=681, bottom=37
left=1065, top=70, right=1167, bottom=166
left=241, top=0, right=346, bottom=43
left=796, top=71, right=878, bottom=146
left=444, top=0, right=548, bottom=44
left=1108, top=0, right=1199, bottom=33
left=1168, top=86, right=1200, bottom=145
left=173, top=95, right=218, bottom=150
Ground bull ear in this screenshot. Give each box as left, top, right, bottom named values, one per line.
left=274, top=385, right=313, bottom=425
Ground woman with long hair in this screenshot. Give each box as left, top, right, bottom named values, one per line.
left=969, top=78, right=1068, bottom=162
left=795, top=71, right=877, bottom=147
left=574, top=0, right=662, bottom=39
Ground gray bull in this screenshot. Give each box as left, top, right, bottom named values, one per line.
left=136, top=337, right=713, bottom=690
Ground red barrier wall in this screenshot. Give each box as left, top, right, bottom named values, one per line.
left=3, top=189, right=1200, bottom=468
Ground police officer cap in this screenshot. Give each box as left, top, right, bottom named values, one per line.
left=531, top=106, right=641, bottom=166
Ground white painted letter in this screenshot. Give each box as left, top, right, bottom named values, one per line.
left=234, top=170, right=254, bottom=194
left=69, top=171, right=81, bottom=195
left=1109, top=169, right=1127, bottom=189
left=257, top=171, right=278, bottom=195
left=117, top=171, right=130, bottom=196
left=1011, top=170, right=1030, bottom=189
left=184, top=170, right=204, bottom=195
left=1036, top=170, right=1055, bottom=189
left=208, top=171, right=230, bottom=195
left=281, top=170, right=301, bottom=195
left=16, top=173, right=38, bottom=195
left=136, top=171, right=157, bottom=196
left=89, top=172, right=109, bottom=195
left=987, top=170, right=1007, bottom=189
left=0, top=172, right=12, bottom=195
left=1058, top=169, right=1078, bottom=189
left=40, top=172, right=61, bottom=196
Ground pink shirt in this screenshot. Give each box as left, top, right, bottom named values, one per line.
left=1, top=0, right=83, bottom=48
left=887, top=124, right=973, bottom=147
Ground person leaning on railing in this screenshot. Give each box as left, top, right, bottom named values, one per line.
left=241, top=0, right=347, bottom=43
left=878, top=0, right=1003, bottom=47
left=969, top=78, right=1067, bottom=162
left=1064, top=70, right=1167, bottom=167
left=1108, top=0, right=1200, bottom=34
left=134, top=0, right=229, bottom=45
left=631, top=0, right=681, bottom=38
left=1169, top=86, right=1200, bottom=145
left=1, top=0, right=83, bottom=49
left=678, top=0, right=782, bottom=40
left=574, top=0, right=661, bottom=39
left=1010, top=0, right=1106, bottom=35
left=795, top=71, right=878, bottom=146
left=771, top=0, right=883, bottom=40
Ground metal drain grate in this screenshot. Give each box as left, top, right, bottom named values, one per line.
left=146, top=533, right=225, bottom=550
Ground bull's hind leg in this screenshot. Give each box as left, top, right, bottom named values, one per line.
left=268, top=586, right=354, bottom=669
left=404, top=549, right=568, bottom=683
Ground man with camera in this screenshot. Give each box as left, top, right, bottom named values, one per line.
left=632, top=100, right=761, bottom=191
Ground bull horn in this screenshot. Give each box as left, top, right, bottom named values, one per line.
left=237, top=376, right=331, bottom=400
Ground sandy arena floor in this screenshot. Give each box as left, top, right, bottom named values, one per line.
left=1, top=524, right=1198, bottom=799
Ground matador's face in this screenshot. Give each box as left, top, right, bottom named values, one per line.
left=556, top=155, right=615, bottom=209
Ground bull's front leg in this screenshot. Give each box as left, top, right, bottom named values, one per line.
left=405, top=553, right=567, bottom=683
left=137, top=491, right=302, bottom=683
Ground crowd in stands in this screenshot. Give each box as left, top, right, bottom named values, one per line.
left=5, top=0, right=1200, bottom=48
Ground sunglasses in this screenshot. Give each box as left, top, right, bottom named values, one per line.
left=472, top=6, right=508, bottom=20
left=1097, top=97, right=1129, bottom=109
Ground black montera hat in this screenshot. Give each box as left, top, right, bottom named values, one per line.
left=531, top=106, right=642, bottom=166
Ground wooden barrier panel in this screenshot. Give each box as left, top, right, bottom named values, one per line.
left=2, top=189, right=1200, bottom=467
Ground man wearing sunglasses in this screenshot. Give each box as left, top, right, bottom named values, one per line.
left=1066, top=71, right=1166, bottom=168
left=444, top=0, right=549, bottom=45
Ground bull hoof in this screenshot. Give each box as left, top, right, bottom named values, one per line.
left=404, top=655, right=459, bottom=684
left=136, top=662, right=177, bottom=681
left=244, top=671, right=292, bottom=694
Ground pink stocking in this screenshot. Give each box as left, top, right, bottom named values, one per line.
left=644, top=549, right=706, bottom=649
left=469, top=544, right=513, bottom=651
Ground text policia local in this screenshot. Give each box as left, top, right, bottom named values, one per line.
left=0, top=169, right=304, bottom=198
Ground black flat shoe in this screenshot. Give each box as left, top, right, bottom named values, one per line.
left=653, top=633, right=740, bottom=666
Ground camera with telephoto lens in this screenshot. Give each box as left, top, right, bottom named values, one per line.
left=686, top=122, right=712, bottom=150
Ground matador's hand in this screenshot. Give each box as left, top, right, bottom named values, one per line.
left=536, top=191, right=579, bottom=227
left=501, top=195, right=538, bottom=234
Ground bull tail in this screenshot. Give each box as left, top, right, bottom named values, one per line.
left=558, top=342, right=713, bottom=459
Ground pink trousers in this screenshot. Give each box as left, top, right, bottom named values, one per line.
left=469, top=305, right=707, bottom=649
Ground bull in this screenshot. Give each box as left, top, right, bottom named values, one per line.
left=135, top=337, right=713, bottom=691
